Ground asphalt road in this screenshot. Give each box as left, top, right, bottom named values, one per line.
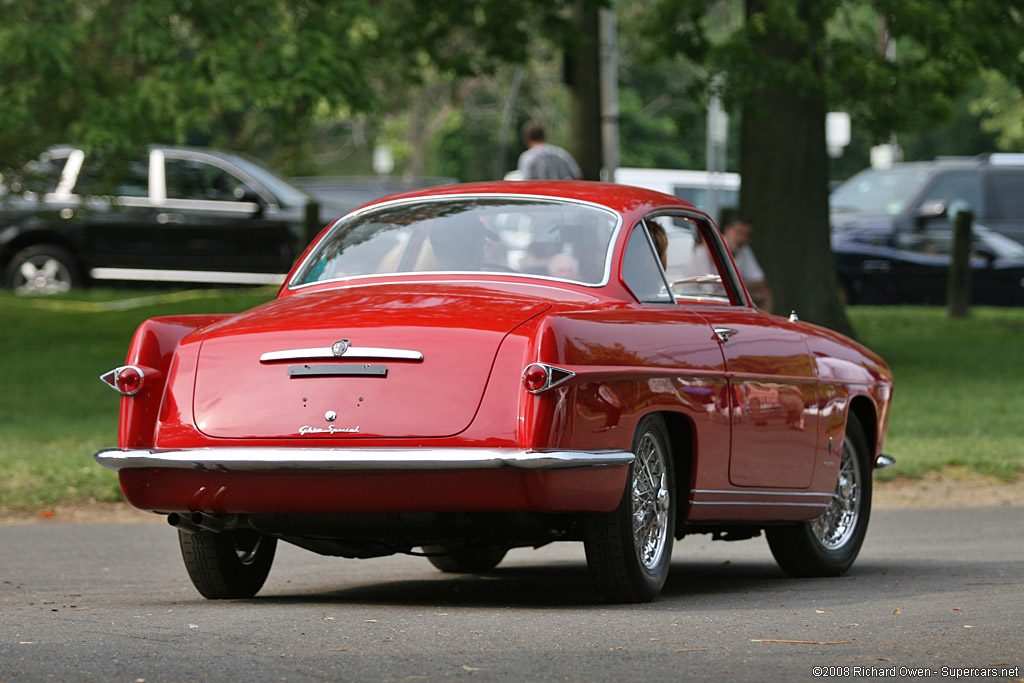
left=2, top=507, right=1022, bottom=682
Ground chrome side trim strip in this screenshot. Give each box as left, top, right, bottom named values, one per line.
left=260, top=347, right=424, bottom=363
left=691, top=489, right=834, bottom=498
left=688, top=501, right=830, bottom=508
left=94, top=447, right=634, bottom=472
left=89, top=267, right=286, bottom=285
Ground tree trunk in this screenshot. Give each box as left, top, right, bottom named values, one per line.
left=738, top=0, right=853, bottom=336
left=568, top=2, right=603, bottom=180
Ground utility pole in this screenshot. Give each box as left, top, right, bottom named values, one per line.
left=598, top=7, right=619, bottom=182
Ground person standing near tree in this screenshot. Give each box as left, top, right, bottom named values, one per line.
left=719, top=210, right=774, bottom=313
left=516, top=121, right=583, bottom=180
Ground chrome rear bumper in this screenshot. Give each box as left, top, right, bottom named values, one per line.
left=94, top=447, right=634, bottom=472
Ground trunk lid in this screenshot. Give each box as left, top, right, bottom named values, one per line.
left=191, top=283, right=549, bottom=439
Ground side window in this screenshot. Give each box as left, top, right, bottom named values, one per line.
left=20, top=152, right=70, bottom=194
left=657, top=215, right=731, bottom=303
left=165, top=158, right=247, bottom=201
left=918, top=172, right=982, bottom=219
left=621, top=223, right=672, bottom=304
left=985, top=172, right=1024, bottom=220
left=75, top=158, right=149, bottom=197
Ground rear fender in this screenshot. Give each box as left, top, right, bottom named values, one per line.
left=119, top=315, right=232, bottom=448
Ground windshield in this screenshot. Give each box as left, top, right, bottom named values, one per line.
left=831, top=168, right=931, bottom=215
left=291, top=196, right=620, bottom=288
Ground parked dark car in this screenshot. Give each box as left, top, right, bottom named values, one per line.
left=1, top=146, right=346, bottom=294
left=830, top=153, right=1024, bottom=244
left=834, top=223, right=1024, bottom=305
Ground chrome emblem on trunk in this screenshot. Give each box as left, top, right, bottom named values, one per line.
left=325, top=410, right=337, bottom=422
left=331, top=339, right=351, bottom=356
left=299, top=425, right=360, bottom=435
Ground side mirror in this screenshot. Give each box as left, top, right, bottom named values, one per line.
left=233, top=186, right=264, bottom=214
left=915, top=201, right=947, bottom=228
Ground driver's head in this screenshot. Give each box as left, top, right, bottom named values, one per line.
left=429, top=216, right=489, bottom=270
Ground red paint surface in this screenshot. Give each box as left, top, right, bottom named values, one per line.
left=107, top=181, right=894, bottom=524
left=118, top=465, right=628, bottom=515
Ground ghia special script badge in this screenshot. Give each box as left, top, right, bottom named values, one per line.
left=299, top=425, right=360, bottom=435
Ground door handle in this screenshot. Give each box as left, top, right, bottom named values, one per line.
left=157, top=213, right=186, bottom=224
left=713, top=327, right=738, bottom=343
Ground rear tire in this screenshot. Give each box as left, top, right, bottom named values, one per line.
left=4, top=244, right=81, bottom=295
left=585, top=414, right=675, bottom=603
left=178, top=529, right=277, bottom=599
left=767, top=414, right=872, bottom=577
left=423, top=544, right=508, bottom=573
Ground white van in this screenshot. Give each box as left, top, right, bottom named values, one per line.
left=613, top=168, right=740, bottom=221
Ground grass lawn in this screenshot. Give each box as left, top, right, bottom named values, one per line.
left=0, top=288, right=277, bottom=510
left=1, top=290, right=1021, bottom=511
left=848, top=306, right=1024, bottom=482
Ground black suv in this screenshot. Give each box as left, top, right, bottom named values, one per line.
left=0, top=146, right=342, bottom=294
left=830, top=154, right=1024, bottom=305
left=830, top=154, right=1024, bottom=242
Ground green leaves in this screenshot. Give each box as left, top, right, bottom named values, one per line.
left=2, top=0, right=595, bottom=175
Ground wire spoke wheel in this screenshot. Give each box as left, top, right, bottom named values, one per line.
left=767, top=413, right=872, bottom=577
left=810, top=438, right=861, bottom=549
left=585, top=414, right=676, bottom=602
left=631, top=433, right=671, bottom=571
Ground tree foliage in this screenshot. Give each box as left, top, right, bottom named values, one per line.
left=0, top=0, right=595, bottom=175
left=644, top=0, right=1024, bottom=333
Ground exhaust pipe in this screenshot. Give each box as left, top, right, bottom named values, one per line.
left=167, top=512, right=240, bottom=534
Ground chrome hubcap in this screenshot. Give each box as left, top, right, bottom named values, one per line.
left=811, top=438, right=861, bottom=549
left=16, top=257, right=72, bottom=295
left=631, top=431, right=670, bottom=570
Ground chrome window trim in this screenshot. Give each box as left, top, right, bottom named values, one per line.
left=94, top=447, right=635, bottom=472
left=160, top=148, right=279, bottom=207
left=286, top=193, right=624, bottom=292
left=149, top=149, right=166, bottom=203
left=644, top=208, right=751, bottom=308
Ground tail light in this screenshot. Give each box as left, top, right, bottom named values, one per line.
left=100, top=365, right=150, bottom=396
left=522, top=363, right=576, bottom=394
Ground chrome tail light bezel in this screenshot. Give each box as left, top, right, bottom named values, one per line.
left=100, top=365, right=148, bottom=396
left=522, top=363, right=576, bottom=394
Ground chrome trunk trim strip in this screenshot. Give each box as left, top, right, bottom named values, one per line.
left=94, top=447, right=634, bottom=472
left=260, top=346, right=424, bottom=363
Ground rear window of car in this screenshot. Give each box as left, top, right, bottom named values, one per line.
left=290, top=196, right=620, bottom=288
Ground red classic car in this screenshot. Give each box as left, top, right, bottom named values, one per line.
left=96, top=181, right=894, bottom=603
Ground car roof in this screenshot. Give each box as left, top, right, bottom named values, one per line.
left=355, top=180, right=704, bottom=220
left=877, top=153, right=1024, bottom=173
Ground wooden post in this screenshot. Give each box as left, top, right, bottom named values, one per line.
left=302, top=200, right=321, bottom=252
left=947, top=209, right=973, bottom=318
